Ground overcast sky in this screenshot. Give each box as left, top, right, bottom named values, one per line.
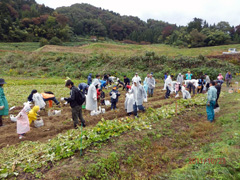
left=36, top=0, right=240, bottom=26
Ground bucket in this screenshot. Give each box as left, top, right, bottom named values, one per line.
left=82, top=105, right=86, bottom=109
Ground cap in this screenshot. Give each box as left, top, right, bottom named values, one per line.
left=0, top=79, right=6, bottom=85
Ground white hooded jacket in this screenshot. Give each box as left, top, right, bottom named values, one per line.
left=86, top=79, right=99, bottom=111
left=131, top=81, right=147, bottom=106
left=124, top=93, right=134, bottom=113
left=32, top=93, right=46, bottom=109
left=165, top=76, right=173, bottom=92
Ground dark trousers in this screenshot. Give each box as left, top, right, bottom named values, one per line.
left=187, top=83, right=195, bottom=94
left=133, top=103, right=145, bottom=116
left=111, top=102, right=117, bottom=109
left=214, top=93, right=220, bottom=109
left=0, top=115, right=2, bottom=126
left=165, top=87, right=170, bottom=98
left=44, top=97, right=59, bottom=105
left=197, top=85, right=203, bottom=93
left=206, top=83, right=210, bottom=90
left=72, top=105, right=85, bottom=127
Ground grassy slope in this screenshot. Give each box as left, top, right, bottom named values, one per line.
left=1, top=42, right=240, bottom=57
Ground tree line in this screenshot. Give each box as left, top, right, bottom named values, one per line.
left=1, top=1, right=240, bottom=47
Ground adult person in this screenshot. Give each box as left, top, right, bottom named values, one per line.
left=124, top=76, right=130, bottom=91
left=100, top=80, right=107, bottom=89
left=206, top=81, right=217, bottom=122
left=144, top=73, right=150, bottom=83
left=185, top=71, right=193, bottom=80
left=132, top=73, right=141, bottom=84
left=197, top=76, right=205, bottom=94
left=87, top=73, right=92, bottom=85
left=217, top=73, right=224, bottom=85
left=177, top=73, right=184, bottom=85
left=63, top=80, right=86, bottom=129
left=41, top=92, right=60, bottom=107
left=205, top=74, right=211, bottom=90
left=214, top=81, right=222, bottom=109
left=147, top=74, right=156, bottom=97
left=181, top=86, right=191, bottom=99
left=131, top=80, right=147, bottom=118
left=164, top=73, right=168, bottom=81
left=187, top=80, right=197, bottom=95
left=0, top=79, right=8, bottom=127
left=86, top=79, right=99, bottom=112
left=165, top=75, right=173, bottom=99
left=225, top=71, right=232, bottom=87
left=78, top=83, right=89, bottom=95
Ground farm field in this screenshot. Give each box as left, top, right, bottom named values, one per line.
left=0, top=76, right=239, bottom=179
left=0, top=42, right=240, bottom=179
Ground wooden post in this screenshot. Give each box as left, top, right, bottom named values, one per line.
left=175, top=101, right=178, bottom=116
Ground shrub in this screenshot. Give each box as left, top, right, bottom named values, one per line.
left=39, top=38, right=49, bottom=47
left=49, top=37, right=62, bottom=46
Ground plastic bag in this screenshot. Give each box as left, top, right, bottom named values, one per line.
left=105, top=100, right=111, bottom=106
left=203, top=86, right=207, bottom=91
left=34, top=118, right=44, bottom=128
left=48, top=110, right=61, bottom=117
left=10, top=114, right=17, bottom=122
left=102, top=108, right=106, bottom=113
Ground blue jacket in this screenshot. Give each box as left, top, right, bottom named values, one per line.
left=207, top=86, right=217, bottom=103
left=78, top=83, right=89, bottom=94
left=87, top=73, right=92, bottom=85
left=109, top=90, right=120, bottom=103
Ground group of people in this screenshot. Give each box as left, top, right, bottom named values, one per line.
left=0, top=70, right=233, bottom=139
left=163, top=70, right=228, bottom=122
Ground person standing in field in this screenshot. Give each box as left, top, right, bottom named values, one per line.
left=206, top=81, right=217, bottom=122
left=205, top=74, right=211, bottom=90
left=0, top=79, right=8, bottom=127
left=132, top=73, right=141, bottom=84
left=185, top=71, right=192, bottom=80
left=63, top=80, right=86, bottom=129
left=87, top=73, right=92, bottom=85
left=217, top=73, right=224, bottom=85
left=86, top=79, right=99, bottom=112
left=131, top=80, right=147, bottom=118
left=214, top=81, right=222, bottom=109
left=147, top=74, right=155, bottom=97
left=109, top=85, right=121, bottom=110
left=225, top=71, right=232, bottom=87
left=124, top=76, right=130, bottom=91
left=165, top=75, right=173, bottom=99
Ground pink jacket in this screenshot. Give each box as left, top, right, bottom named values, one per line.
left=217, top=75, right=223, bottom=80
left=16, top=109, right=30, bottom=134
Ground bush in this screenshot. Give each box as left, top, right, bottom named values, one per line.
left=49, top=37, right=62, bottom=46
left=39, top=38, right=49, bottom=47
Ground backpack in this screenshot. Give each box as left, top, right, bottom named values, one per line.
left=76, top=89, right=86, bottom=105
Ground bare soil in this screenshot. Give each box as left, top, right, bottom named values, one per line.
left=0, top=86, right=176, bottom=149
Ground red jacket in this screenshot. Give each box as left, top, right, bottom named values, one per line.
left=97, top=89, right=101, bottom=99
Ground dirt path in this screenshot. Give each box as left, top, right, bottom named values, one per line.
left=0, top=86, right=176, bottom=149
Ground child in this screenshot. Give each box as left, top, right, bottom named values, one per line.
left=31, top=90, right=46, bottom=110
left=99, top=89, right=105, bottom=105
left=28, top=106, right=40, bottom=125
left=124, top=89, right=134, bottom=115
left=0, top=79, right=8, bottom=127
left=16, top=102, right=31, bottom=139
left=109, top=85, right=120, bottom=110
